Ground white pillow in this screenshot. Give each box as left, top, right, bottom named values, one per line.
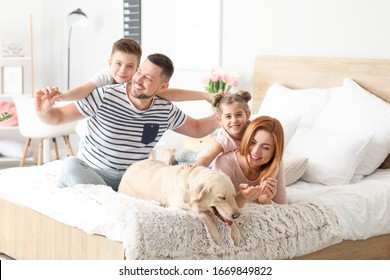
left=251, top=113, right=300, bottom=146
left=0, top=139, right=30, bottom=158
left=281, top=116, right=300, bottom=146
left=286, top=127, right=372, bottom=186
left=258, top=83, right=335, bottom=128
left=283, top=153, right=308, bottom=186
left=313, top=78, right=390, bottom=176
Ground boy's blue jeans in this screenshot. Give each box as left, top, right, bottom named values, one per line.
left=59, top=156, right=126, bottom=192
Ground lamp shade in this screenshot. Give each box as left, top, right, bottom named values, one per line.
left=67, top=8, right=88, bottom=28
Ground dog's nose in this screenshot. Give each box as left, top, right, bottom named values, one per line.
left=232, top=213, right=240, bottom=220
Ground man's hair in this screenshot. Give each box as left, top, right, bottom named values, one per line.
left=147, top=53, right=174, bottom=81
left=111, top=38, right=142, bottom=65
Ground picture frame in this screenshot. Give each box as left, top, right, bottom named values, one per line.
left=1, top=66, right=24, bottom=94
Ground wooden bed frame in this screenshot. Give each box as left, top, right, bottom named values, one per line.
left=1, top=56, right=389, bottom=259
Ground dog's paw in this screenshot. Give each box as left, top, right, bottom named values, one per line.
left=232, top=232, right=241, bottom=246
left=207, top=225, right=221, bottom=245
left=231, top=224, right=241, bottom=246
left=210, top=232, right=222, bottom=246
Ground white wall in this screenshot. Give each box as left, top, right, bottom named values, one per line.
left=143, top=0, right=390, bottom=110
left=38, top=0, right=123, bottom=90
left=0, top=0, right=123, bottom=90
left=3, top=0, right=390, bottom=109
left=222, top=0, right=390, bottom=93
left=140, top=0, right=390, bottom=121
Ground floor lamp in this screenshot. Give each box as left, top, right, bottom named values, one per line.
left=67, top=8, right=88, bottom=90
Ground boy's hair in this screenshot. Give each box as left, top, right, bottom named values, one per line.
left=147, top=53, right=174, bottom=81
left=111, top=38, right=142, bottom=65
left=239, top=115, right=284, bottom=180
left=212, top=90, right=252, bottom=115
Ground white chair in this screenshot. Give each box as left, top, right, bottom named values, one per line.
left=12, top=95, right=77, bottom=167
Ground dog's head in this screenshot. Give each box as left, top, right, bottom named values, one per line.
left=184, top=166, right=240, bottom=227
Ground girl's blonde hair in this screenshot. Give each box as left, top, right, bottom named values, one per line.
left=239, top=115, right=284, bottom=181
left=212, top=91, right=252, bottom=115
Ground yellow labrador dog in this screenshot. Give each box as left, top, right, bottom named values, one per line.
left=119, top=159, right=241, bottom=246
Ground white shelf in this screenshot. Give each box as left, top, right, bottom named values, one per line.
left=0, top=15, right=34, bottom=166
left=0, top=56, right=32, bottom=61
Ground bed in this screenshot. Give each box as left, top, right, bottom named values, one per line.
left=0, top=56, right=389, bottom=260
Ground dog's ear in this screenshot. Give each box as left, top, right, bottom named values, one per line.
left=183, top=188, right=191, bottom=203
left=190, top=183, right=211, bottom=203
left=181, top=173, right=192, bottom=203
left=187, top=166, right=212, bottom=203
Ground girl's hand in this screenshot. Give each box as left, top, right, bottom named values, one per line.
left=183, top=162, right=197, bottom=169
left=218, top=89, right=229, bottom=96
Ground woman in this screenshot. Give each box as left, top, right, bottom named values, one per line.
left=213, top=115, right=287, bottom=207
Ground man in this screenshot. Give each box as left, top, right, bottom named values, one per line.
left=35, top=53, right=218, bottom=191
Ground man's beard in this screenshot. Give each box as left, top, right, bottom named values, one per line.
left=128, top=81, right=155, bottom=100
left=130, top=86, right=155, bottom=99
left=135, top=92, right=155, bottom=99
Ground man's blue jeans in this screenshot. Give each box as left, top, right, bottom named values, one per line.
left=59, top=156, right=126, bottom=192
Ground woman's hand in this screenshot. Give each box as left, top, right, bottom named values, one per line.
left=238, top=183, right=263, bottom=201
left=257, top=176, right=278, bottom=204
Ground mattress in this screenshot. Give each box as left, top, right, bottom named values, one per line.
left=0, top=161, right=389, bottom=258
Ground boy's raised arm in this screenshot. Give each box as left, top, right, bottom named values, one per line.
left=56, top=81, right=97, bottom=102
left=35, top=87, right=84, bottom=125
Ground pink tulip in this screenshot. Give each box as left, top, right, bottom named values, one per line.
left=203, top=68, right=239, bottom=94
left=221, top=72, right=231, bottom=83
left=210, top=69, right=220, bottom=82
left=202, top=74, right=211, bottom=85
left=229, top=79, right=239, bottom=87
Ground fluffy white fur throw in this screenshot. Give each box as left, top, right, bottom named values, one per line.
left=0, top=161, right=342, bottom=260
left=119, top=197, right=342, bottom=260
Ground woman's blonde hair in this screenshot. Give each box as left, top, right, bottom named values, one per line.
left=239, top=115, right=284, bottom=181
left=212, top=90, right=252, bottom=115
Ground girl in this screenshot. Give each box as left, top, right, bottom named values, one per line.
left=213, top=116, right=287, bottom=207
left=182, top=90, right=252, bottom=168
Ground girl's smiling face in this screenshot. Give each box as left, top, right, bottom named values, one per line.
left=217, top=102, right=250, bottom=140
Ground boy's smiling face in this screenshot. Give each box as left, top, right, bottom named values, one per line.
left=108, top=51, right=139, bottom=84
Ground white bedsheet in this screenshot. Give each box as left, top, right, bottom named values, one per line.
left=0, top=161, right=128, bottom=242
left=0, top=161, right=389, bottom=244
left=287, top=169, right=390, bottom=240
